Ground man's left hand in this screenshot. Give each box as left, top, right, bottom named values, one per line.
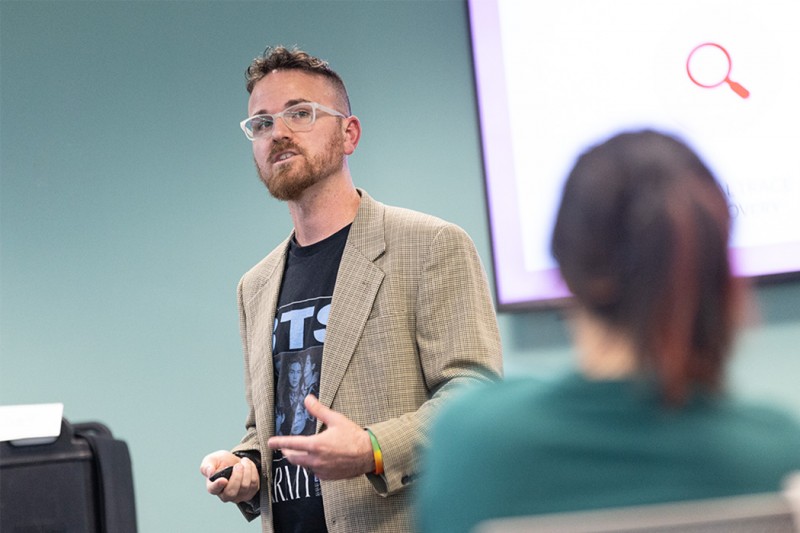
left=267, top=395, right=376, bottom=480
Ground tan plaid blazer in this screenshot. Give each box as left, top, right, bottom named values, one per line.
left=232, top=189, right=503, bottom=532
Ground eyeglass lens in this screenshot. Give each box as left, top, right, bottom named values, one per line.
left=247, top=103, right=316, bottom=138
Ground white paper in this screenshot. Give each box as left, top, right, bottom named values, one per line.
left=0, top=403, right=64, bottom=443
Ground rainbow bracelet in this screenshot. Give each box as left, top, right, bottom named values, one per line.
left=366, top=429, right=384, bottom=476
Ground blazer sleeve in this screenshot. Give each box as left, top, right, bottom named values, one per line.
left=233, top=277, right=259, bottom=447
left=230, top=275, right=264, bottom=522
left=365, top=222, right=503, bottom=495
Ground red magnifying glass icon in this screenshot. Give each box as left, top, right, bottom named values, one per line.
left=686, top=42, right=750, bottom=99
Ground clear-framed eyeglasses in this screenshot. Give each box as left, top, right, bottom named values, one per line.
left=240, top=102, right=347, bottom=141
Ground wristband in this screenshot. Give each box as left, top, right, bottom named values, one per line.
left=366, top=429, right=384, bottom=476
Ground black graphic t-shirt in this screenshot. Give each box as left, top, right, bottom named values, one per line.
left=271, top=224, right=350, bottom=533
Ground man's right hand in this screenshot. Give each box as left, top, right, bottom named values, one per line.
left=200, top=450, right=260, bottom=503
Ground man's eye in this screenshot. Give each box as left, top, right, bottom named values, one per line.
left=252, top=117, right=273, bottom=131
left=287, top=109, right=312, bottom=120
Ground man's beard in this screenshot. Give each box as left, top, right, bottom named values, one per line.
left=256, top=134, right=344, bottom=202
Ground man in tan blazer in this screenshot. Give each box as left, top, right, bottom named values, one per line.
left=200, top=46, right=502, bottom=533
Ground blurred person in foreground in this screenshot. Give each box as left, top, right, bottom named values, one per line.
left=416, top=129, right=800, bottom=532
left=198, top=46, right=502, bottom=533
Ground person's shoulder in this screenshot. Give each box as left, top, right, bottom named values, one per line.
left=701, top=397, right=800, bottom=478
left=358, top=190, right=476, bottom=256
left=437, top=376, right=552, bottom=428
left=723, top=397, right=800, bottom=438
left=237, top=238, right=290, bottom=299
left=383, top=204, right=476, bottom=253
left=360, top=190, right=458, bottom=232
left=383, top=202, right=452, bottom=230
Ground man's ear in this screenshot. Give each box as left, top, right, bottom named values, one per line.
left=342, top=115, right=361, bottom=155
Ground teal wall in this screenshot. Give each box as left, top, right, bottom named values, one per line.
left=2, top=1, right=799, bottom=531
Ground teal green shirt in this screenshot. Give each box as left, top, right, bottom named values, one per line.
left=416, top=372, right=800, bottom=533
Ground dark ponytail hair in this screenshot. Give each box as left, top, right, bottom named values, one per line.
left=551, top=130, right=737, bottom=405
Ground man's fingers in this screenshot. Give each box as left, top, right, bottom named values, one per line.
left=221, top=463, right=243, bottom=500
left=207, top=476, right=228, bottom=495
left=200, top=450, right=238, bottom=479
left=239, top=458, right=254, bottom=493
left=200, top=454, right=223, bottom=478
left=303, top=394, right=337, bottom=425
left=281, top=448, right=310, bottom=461
left=303, top=394, right=358, bottom=431
left=268, top=435, right=302, bottom=451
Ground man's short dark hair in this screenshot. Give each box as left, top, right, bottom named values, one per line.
left=245, top=45, right=351, bottom=115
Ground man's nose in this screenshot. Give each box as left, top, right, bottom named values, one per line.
left=270, top=116, right=293, bottom=139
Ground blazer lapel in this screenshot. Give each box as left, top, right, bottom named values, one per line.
left=245, top=237, right=291, bottom=442
left=318, top=191, right=386, bottom=411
